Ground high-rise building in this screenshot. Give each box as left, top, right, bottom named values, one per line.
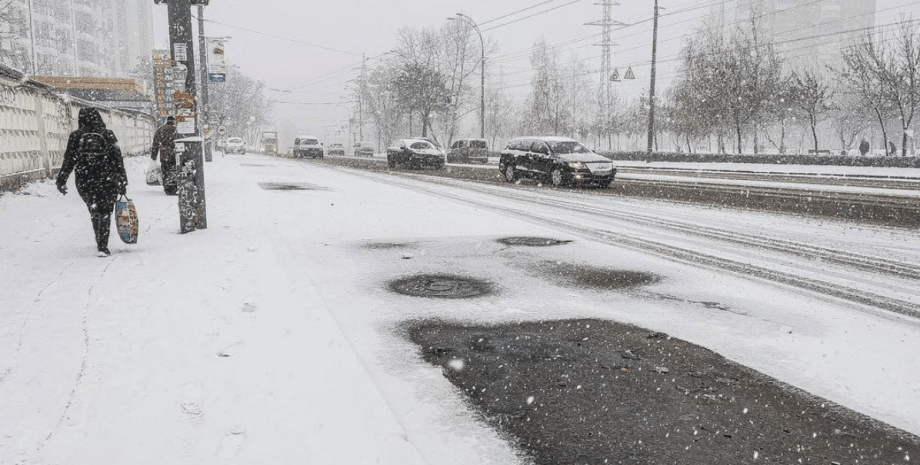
left=710, top=0, right=877, bottom=70
left=0, top=0, right=153, bottom=77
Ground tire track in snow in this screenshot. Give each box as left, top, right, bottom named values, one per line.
left=330, top=166, right=920, bottom=321
left=37, top=256, right=118, bottom=452
left=0, top=262, right=74, bottom=385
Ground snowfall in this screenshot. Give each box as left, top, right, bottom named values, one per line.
left=1, top=153, right=919, bottom=464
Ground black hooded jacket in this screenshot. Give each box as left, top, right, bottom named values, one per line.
left=56, top=108, right=128, bottom=195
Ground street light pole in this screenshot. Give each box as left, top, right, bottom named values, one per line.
left=451, top=14, right=485, bottom=139
left=646, top=0, right=660, bottom=155
left=197, top=4, right=211, bottom=162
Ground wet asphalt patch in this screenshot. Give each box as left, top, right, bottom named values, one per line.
left=530, top=260, right=660, bottom=290
left=409, top=318, right=920, bottom=465
left=388, top=274, right=494, bottom=299
left=363, top=242, right=416, bottom=250
left=497, top=237, right=573, bottom=247
left=258, top=182, right=330, bottom=191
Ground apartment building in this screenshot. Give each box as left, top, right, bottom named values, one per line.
left=710, top=0, right=877, bottom=70
left=0, top=0, right=154, bottom=77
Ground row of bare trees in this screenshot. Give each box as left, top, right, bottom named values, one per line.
left=664, top=18, right=920, bottom=155
left=353, top=14, right=918, bottom=156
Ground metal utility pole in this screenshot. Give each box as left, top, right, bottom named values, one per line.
left=359, top=53, right=365, bottom=142
left=197, top=4, right=212, bottom=162
left=646, top=0, right=660, bottom=155
left=587, top=0, right=622, bottom=149
left=161, top=0, right=207, bottom=232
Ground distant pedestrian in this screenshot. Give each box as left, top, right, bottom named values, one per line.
left=151, top=116, right=178, bottom=195
left=859, top=139, right=870, bottom=156
left=888, top=141, right=897, bottom=156
left=55, top=107, right=128, bottom=257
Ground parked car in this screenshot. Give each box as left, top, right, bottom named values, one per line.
left=327, top=143, right=345, bottom=156
left=387, top=139, right=445, bottom=169
left=499, top=136, right=616, bottom=187
left=353, top=141, right=375, bottom=157
left=226, top=137, right=245, bottom=154
left=447, top=138, right=489, bottom=164
left=293, top=135, right=323, bottom=158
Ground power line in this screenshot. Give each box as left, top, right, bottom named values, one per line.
left=200, top=18, right=361, bottom=56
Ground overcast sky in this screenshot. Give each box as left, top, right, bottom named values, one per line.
left=152, top=0, right=918, bottom=137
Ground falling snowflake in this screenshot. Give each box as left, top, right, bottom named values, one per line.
left=448, top=359, right=464, bottom=371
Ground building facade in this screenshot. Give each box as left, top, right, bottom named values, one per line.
left=710, top=0, right=877, bottom=70
left=0, top=0, right=154, bottom=78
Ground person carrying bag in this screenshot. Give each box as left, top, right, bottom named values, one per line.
left=55, top=107, right=129, bottom=257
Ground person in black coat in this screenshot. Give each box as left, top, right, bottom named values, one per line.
left=55, top=107, right=128, bottom=257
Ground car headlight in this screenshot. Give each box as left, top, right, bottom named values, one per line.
left=567, top=162, right=586, bottom=169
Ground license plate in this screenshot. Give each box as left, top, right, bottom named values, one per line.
left=587, top=163, right=612, bottom=174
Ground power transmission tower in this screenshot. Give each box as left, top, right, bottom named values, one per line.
left=586, top=0, right=622, bottom=150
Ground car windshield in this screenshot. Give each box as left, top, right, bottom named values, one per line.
left=547, top=141, right=591, bottom=154
left=410, top=142, right=433, bottom=150
left=302, top=139, right=318, bottom=145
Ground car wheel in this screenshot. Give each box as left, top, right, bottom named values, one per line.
left=550, top=167, right=565, bottom=187
left=502, top=163, right=517, bottom=182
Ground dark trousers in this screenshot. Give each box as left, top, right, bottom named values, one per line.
left=161, top=157, right=177, bottom=195
left=79, top=189, right=116, bottom=251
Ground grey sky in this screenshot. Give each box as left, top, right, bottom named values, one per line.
left=153, top=0, right=917, bottom=136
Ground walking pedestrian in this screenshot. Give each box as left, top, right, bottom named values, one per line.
left=55, top=107, right=128, bottom=257
left=888, top=141, right=897, bottom=156
left=151, top=116, right=178, bottom=195
left=859, top=139, right=870, bottom=157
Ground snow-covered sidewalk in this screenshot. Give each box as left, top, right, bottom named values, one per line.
left=0, top=155, right=519, bottom=465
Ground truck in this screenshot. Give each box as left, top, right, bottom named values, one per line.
left=259, top=128, right=278, bottom=155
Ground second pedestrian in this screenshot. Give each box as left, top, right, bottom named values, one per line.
left=151, top=116, right=178, bottom=195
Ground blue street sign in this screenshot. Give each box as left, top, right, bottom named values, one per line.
left=209, top=73, right=226, bottom=83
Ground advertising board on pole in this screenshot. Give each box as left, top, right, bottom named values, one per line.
left=207, top=39, right=227, bottom=83
left=152, top=50, right=175, bottom=119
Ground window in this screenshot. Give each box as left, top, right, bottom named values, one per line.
left=470, top=140, right=487, bottom=149
left=531, top=142, right=549, bottom=154
left=410, top=142, right=432, bottom=150
left=547, top=141, right=591, bottom=154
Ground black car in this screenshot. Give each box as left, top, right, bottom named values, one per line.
left=499, top=137, right=616, bottom=187
left=387, top=139, right=445, bottom=169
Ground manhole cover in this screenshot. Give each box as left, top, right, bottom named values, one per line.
left=389, top=274, right=494, bottom=299
left=258, top=182, right=330, bottom=191
left=497, top=237, right=572, bottom=247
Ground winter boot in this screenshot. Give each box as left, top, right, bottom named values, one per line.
left=94, top=212, right=112, bottom=256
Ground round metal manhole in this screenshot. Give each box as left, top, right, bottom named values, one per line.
left=497, top=237, right=573, bottom=247
left=258, top=182, right=330, bottom=191
left=389, top=274, right=494, bottom=299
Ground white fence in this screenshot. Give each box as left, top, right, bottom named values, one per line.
left=0, top=65, right=156, bottom=190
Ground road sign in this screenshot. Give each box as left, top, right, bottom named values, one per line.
left=217, top=125, right=227, bottom=135
left=208, top=73, right=226, bottom=83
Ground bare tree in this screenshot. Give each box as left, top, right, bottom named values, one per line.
left=884, top=20, right=920, bottom=156
left=841, top=32, right=895, bottom=155
left=789, top=69, right=835, bottom=153
left=0, top=0, right=26, bottom=71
